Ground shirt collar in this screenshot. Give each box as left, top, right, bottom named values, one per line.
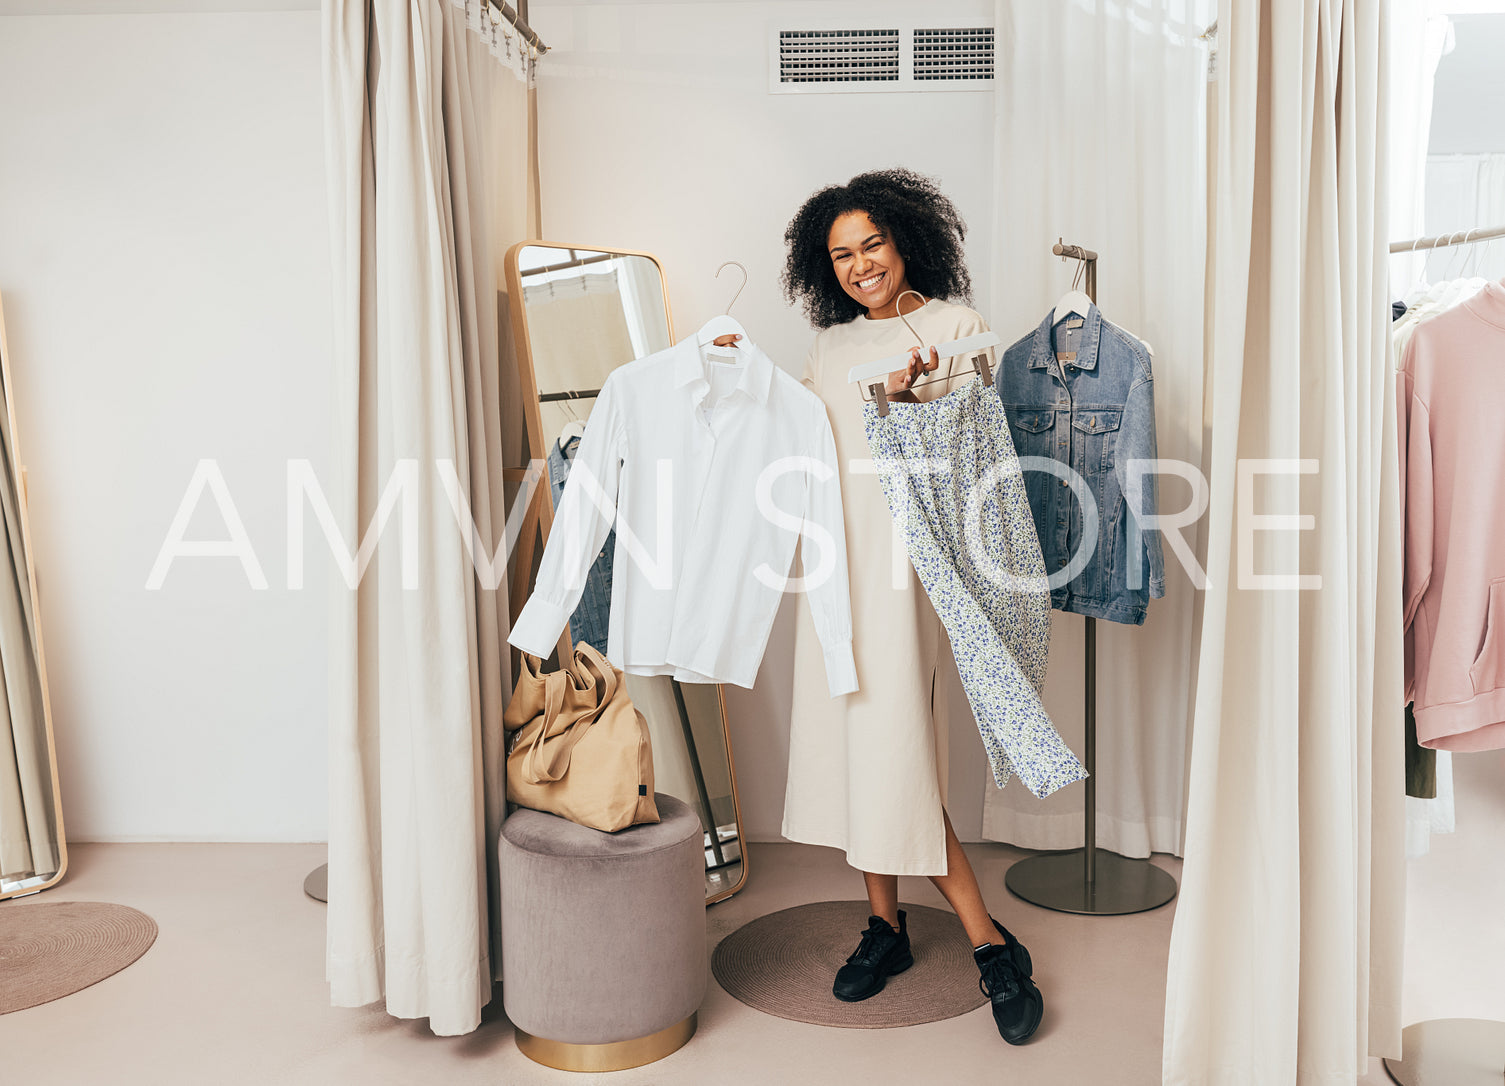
left=1027, top=303, right=1103, bottom=372
left=671, top=332, right=775, bottom=405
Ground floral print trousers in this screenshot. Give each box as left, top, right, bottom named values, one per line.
left=863, top=377, right=1087, bottom=798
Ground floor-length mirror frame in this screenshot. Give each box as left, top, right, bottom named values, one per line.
left=0, top=291, right=67, bottom=901
left=502, top=240, right=749, bottom=905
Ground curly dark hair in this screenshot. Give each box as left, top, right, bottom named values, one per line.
left=781, top=167, right=972, bottom=329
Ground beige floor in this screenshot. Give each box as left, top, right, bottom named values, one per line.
left=4, top=752, right=1501, bottom=1086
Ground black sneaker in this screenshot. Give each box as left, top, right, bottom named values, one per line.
left=832, top=910, right=914, bottom=1002
left=974, top=917, right=1044, bottom=1044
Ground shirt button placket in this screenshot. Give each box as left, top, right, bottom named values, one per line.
left=1059, top=376, right=1075, bottom=569
left=671, top=418, right=718, bottom=658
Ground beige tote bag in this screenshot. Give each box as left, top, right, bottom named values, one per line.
left=503, top=642, right=659, bottom=832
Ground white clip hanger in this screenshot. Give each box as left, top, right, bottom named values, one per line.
left=847, top=291, right=1000, bottom=415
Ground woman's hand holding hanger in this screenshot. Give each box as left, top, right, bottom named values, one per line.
left=885, top=345, right=940, bottom=403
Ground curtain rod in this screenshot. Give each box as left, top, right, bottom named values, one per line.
left=523, top=252, right=614, bottom=277
left=482, top=0, right=548, bottom=55
left=1389, top=224, right=1505, bottom=253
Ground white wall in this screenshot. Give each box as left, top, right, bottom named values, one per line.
left=530, top=0, right=999, bottom=841
left=1428, top=13, right=1505, bottom=154
left=1422, top=14, right=1505, bottom=281
left=0, top=10, right=331, bottom=841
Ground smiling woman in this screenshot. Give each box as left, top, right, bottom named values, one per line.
left=778, top=169, right=1049, bottom=1047
left=781, top=167, right=973, bottom=329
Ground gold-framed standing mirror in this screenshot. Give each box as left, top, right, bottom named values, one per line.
left=0, top=291, right=66, bottom=901
left=503, top=241, right=748, bottom=904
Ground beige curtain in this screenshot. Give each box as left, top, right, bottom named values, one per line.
left=1163, top=1, right=1404, bottom=1082
left=322, top=0, right=533, bottom=1036
left=0, top=322, right=57, bottom=885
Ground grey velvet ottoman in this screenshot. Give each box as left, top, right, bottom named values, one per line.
left=499, top=793, right=707, bottom=1072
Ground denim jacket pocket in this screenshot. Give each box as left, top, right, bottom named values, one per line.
left=1071, top=408, right=1123, bottom=475
left=1010, top=406, right=1055, bottom=439
left=1071, top=408, right=1123, bottom=598
left=1007, top=407, right=1057, bottom=521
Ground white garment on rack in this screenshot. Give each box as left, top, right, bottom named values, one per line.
left=1401, top=274, right=1486, bottom=314
left=1406, top=749, right=1455, bottom=859
left=510, top=333, right=858, bottom=696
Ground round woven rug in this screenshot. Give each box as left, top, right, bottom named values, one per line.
left=711, top=900, right=987, bottom=1028
left=0, top=902, right=158, bottom=1014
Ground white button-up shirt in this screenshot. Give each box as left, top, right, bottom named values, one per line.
left=509, top=333, right=858, bottom=697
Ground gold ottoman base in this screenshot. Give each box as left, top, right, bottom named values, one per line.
left=514, top=1012, right=697, bottom=1072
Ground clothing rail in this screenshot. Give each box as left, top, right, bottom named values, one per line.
left=522, top=252, right=613, bottom=278
left=1389, top=224, right=1505, bottom=253
left=481, top=0, right=549, bottom=55
left=539, top=388, right=600, bottom=403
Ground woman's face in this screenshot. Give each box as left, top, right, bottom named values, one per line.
left=827, top=210, right=910, bottom=314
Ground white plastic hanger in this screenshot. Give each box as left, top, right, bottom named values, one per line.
left=696, top=261, right=749, bottom=354
left=1051, top=257, right=1094, bottom=327
left=845, top=331, right=1001, bottom=387
left=557, top=395, right=587, bottom=444
left=1051, top=291, right=1094, bottom=327
left=847, top=290, right=999, bottom=416
left=1048, top=254, right=1156, bottom=357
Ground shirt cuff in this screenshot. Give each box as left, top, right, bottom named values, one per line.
left=823, top=640, right=858, bottom=698
left=508, top=598, right=571, bottom=658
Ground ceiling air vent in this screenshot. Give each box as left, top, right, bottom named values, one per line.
left=770, top=23, right=995, bottom=94
left=777, top=29, right=901, bottom=85
left=913, top=27, right=995, bottom=82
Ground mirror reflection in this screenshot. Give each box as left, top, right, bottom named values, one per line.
left=515, top=244, right=745, bottom=901
left=519, top=245, right=672, bottom=448
left=0, top=293, right=65, bottom=900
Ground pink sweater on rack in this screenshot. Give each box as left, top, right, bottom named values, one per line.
left=1400, top=279, right=1505, bottom=752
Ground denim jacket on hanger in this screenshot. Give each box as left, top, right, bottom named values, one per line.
left=546, top=433, right=614, bottom=653
left=995, top=304, right=1165, bottom=625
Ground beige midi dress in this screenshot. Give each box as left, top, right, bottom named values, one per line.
left=782, top=298, right=995, bottom=876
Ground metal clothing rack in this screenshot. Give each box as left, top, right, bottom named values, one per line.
left=522, top=252, right=614, bottom=279
left=1381, top=223, right=1505, bottom=1086
left=1388, top=224, right=1505, bottom=252
left=1003, top=241, right=1179, bottom=916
